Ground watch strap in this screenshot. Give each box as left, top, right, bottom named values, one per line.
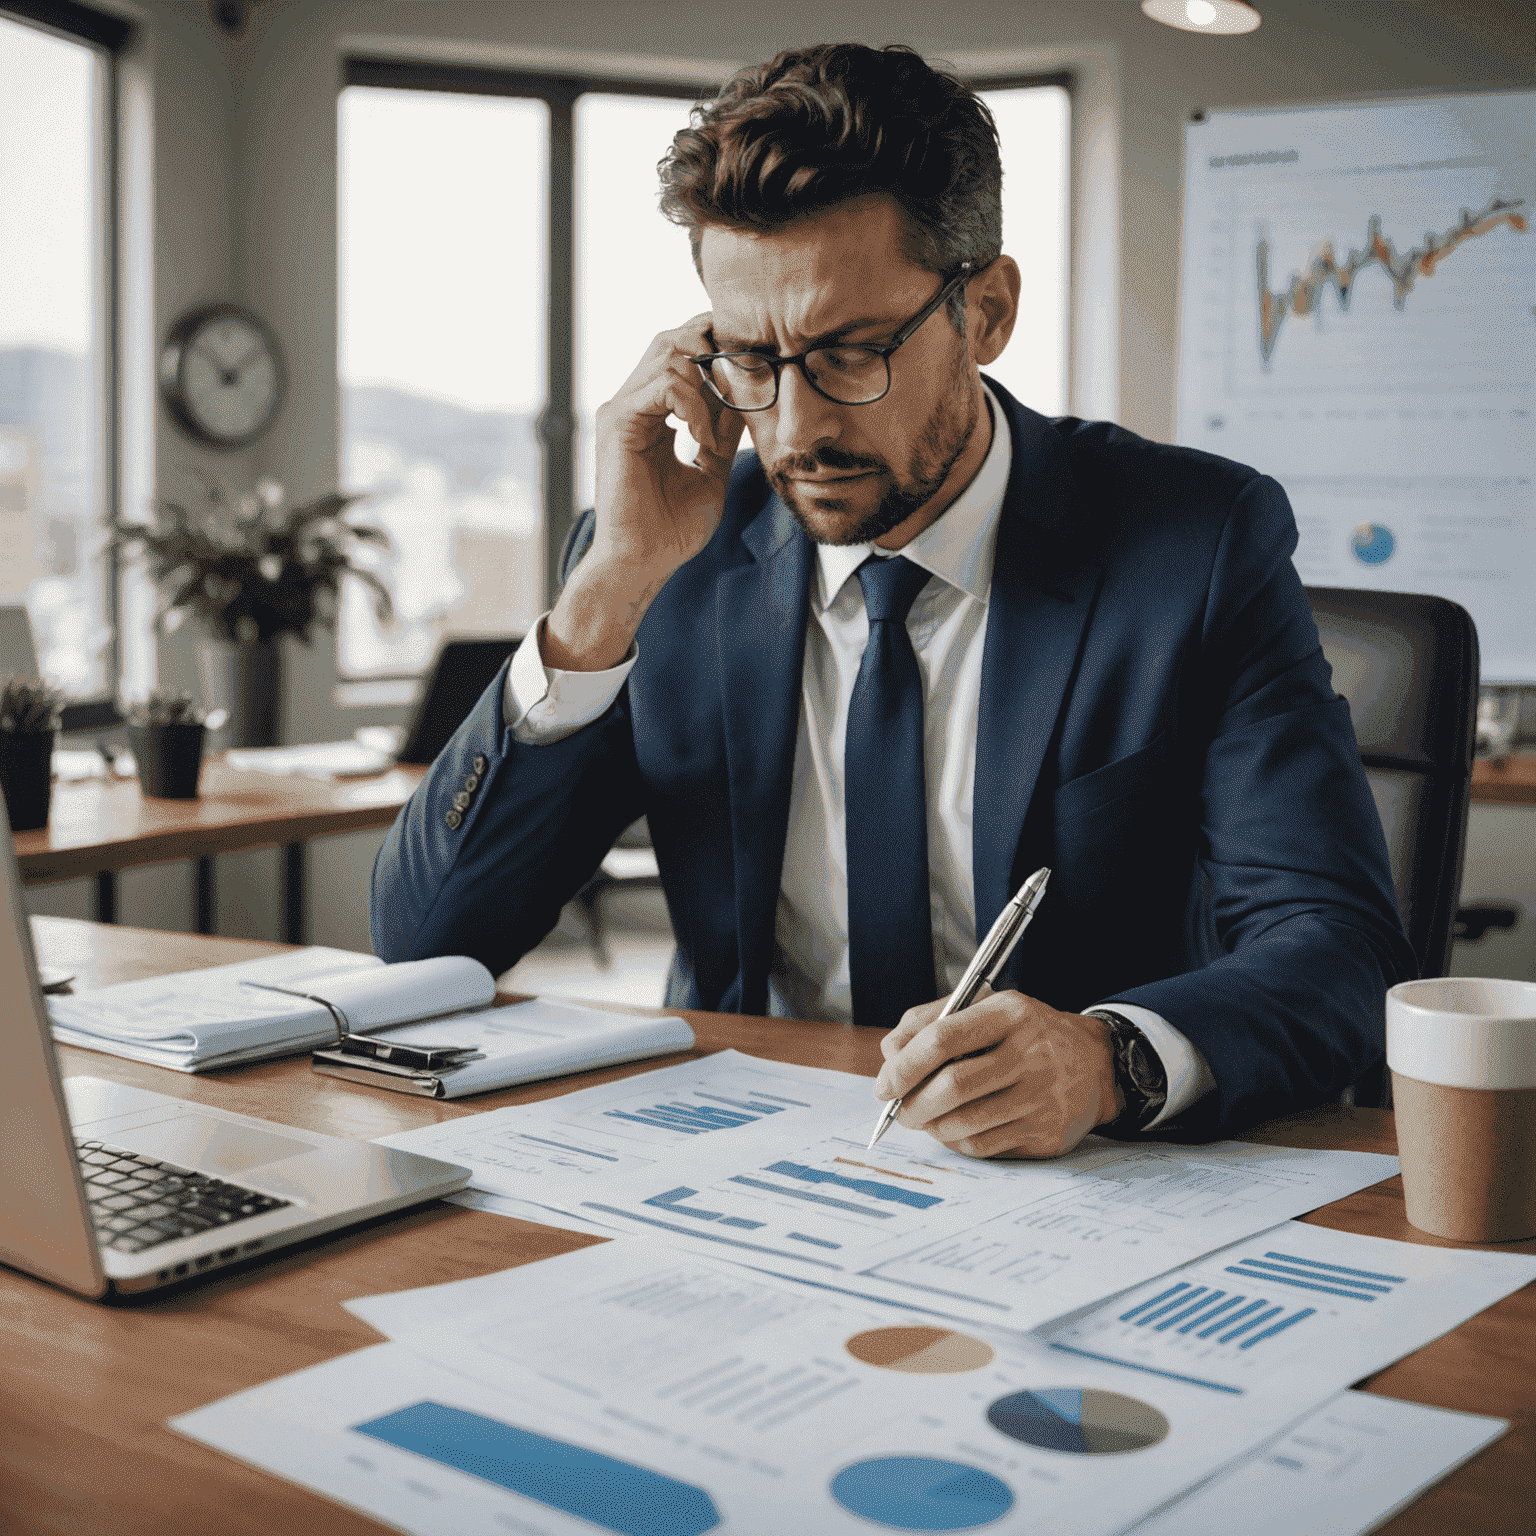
left=1087, top=1008, right=1169, bottom=1135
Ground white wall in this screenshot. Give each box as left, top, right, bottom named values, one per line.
left=23, top=0, right=1535, bottom=965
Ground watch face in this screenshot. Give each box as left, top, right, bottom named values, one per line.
left=163, top=308, right=283, bottom=446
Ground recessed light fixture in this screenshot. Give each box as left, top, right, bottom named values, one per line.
left=1142, top=0, right=1261, bottom=34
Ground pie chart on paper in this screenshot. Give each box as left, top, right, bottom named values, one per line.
left=845, top=1326, right=995, bottom=1374
left=985, top=1388, right=1169, bottom=1454
left=829, top=1457, right=1014, bottom=1531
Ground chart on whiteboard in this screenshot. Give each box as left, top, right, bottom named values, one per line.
left=1176, top=91, right=1535, bottom=681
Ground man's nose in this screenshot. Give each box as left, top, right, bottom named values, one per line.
left=772, top=362, right=843, bottom=455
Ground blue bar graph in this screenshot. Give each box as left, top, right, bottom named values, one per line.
left=1119, top=1283, right=1189, bottom=1322
left=355, top=1401, right=721, bottom=1536
left=1155, top=1289, right=1225, bottom=1331
left=1219, top=1304, right=1284, bottom=1343
left=1119, top=1284, right=1318, bottom=1354
left=728, top=1175, right=897, bottom=1217
left=644, top=1187, right=765, bottom=1229
left=761, top=1161, right=945, bottom=1210
left=1181, top=1295, right=1245, bottom=1334
left=1224, top=1263, right=1383, bottom=1302
left=603, top=1096, right=789, bottom=1135
left=1240, top=1307, right=1316, bottom=1349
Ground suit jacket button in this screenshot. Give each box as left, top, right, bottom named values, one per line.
left=445, top=808, right=463, bottom=830
left=472, top=754, right=487, bottom=773
left=465, top=773, right=479, bottom=792
left=452, top=791, right=471, bottom=810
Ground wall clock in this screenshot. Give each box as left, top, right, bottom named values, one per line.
left=158, top=303, right=285, bottom=448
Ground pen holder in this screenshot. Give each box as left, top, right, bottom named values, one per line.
left=129, top=721, right=206, bottom=800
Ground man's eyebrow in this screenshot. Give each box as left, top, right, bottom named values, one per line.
left=707, top=313, right=909, bottom=354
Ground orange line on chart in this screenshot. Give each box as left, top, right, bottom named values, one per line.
left=834, top=1157, right=935, bottom=1184
left=1255, top=194, right=1527, bottom=364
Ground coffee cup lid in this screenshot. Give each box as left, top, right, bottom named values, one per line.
left=1387, top=978, right=1536, bottom=1090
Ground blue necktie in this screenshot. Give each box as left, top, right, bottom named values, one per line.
left=845, top=555, right=938, bottom=1029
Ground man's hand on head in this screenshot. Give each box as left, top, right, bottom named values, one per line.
left=874, top=991, right=1124, bottom=1159
left=544, top=313, right=746, bottom=674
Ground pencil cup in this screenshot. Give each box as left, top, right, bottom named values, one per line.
left=1387, top=977, right=1536, bottom=1242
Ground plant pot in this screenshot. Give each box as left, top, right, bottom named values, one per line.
left=129, top=722, right=206, bottom=799
left=198, top=639, right=280, bottom=748
left=0, top=728, right=56, bottom=831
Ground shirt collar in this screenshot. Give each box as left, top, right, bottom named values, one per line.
left=812, top=383, right=1013, bottom=613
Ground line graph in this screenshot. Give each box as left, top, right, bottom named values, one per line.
left=1256, top=195, right=1528, bottom=364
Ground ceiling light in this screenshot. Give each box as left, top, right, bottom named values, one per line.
left=1141, top=0, right=1261, bottom=34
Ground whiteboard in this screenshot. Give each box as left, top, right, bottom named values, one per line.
left=1176, top=91, right=1535, bottom=683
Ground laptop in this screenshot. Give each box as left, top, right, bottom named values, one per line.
left=0, top=804, right=470, bottom=1299
left=395, top=635, right=521, bottom=765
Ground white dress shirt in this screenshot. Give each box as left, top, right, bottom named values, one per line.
left=505, top=388, right=1214, bottom=1127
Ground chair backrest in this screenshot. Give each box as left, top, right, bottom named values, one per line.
left=396, top=636, right=522, bottom=766
left=1306, top=587, right=1479, bottom=980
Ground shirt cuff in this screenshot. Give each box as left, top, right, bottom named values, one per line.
left=1091, top=1002, right=1216, bottom=1130
left=504, top=614, right=637, bottom=745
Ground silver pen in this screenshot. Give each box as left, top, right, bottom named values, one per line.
left=866, top=866, right=1051, bottom=1149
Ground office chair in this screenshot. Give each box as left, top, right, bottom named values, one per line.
left=1306, top=586, right=1479, bottom=981
left=557, top=511, right=664, bottom=966
left=1306, top=588, right=1478, bottom=1111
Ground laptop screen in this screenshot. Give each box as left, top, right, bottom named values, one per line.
left=0, top=788, right=106, bottom=1296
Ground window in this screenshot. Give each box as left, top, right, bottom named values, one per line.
left=337, top=66, right=1069, bottom=677
left=978, top=80, right=1071, bottom=417
left=338, top=85, right=550, bottom=678
left=0, top=2, right=128, bottom=702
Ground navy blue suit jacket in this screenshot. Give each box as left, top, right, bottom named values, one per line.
left=372, top=382, right=1415, bottom=1137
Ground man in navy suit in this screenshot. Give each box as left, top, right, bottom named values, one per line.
left=372, top=43, right=1413, bottom=1155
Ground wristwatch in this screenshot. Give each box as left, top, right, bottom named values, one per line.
left=1087, top=1009, right=1168, bottom=1135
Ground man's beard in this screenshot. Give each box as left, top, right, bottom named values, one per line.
left=765, top=369, right=980, bottom=547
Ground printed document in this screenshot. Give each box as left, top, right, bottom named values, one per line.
left=1039, top=1218, right=1536, bottom=1397
left=1127, top=1390, right=1506, bottom=1536
left=183, top=1237, right=1511, bottom=1536
left=168, top=1246, right=1346, bottom=1536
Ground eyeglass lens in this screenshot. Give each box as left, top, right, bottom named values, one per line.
left=704, top=346, right=891, bottom=409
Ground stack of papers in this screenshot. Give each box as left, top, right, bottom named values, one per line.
left=168, top=1052, right=1535, bottom=1534
left=47, top=946, right=692, bottom=1089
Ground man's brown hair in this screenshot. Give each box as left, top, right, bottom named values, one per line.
left=659, top=43, right=1002, bottom=323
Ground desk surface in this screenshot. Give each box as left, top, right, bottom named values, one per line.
left=15, top=762, right=427, bottom=884
left=7, top=918, right=1535, bottom=1536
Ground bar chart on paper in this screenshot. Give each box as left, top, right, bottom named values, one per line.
left=1040, top=1219, right=1536, bottom=1398
left=374, top=1051, right=877, bottom=1209
left=582, top=1140, right=972, bottom=1271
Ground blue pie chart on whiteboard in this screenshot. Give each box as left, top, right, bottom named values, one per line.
left=1351, top=523, right=1396, bottom=565
left=829, top=1456, right=1013, bottom=1530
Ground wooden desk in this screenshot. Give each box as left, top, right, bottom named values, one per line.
left=1473, top=752, right=1536, bottom=807
left=14, top=761, right=425, bottom=941
left=8, top=918, right=1535, bottom=1536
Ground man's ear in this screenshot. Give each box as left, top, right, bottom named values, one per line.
left=968, top=256, right=1022, bottom=368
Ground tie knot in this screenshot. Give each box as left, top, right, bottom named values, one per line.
left=856, top=555, right=931, bottom=625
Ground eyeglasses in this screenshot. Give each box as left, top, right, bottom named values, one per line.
left=688, top=263, right=973, bottom=412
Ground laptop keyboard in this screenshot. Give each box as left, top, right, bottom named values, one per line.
left=75, top=1139, right=292, bottom=1255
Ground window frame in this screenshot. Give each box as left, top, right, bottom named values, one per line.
left=337, top=58, right=1073, bottom=680
left=0, top=0, right=132, bottom=731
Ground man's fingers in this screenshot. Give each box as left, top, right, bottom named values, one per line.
left=875, top=997, right=1013, bottom=1101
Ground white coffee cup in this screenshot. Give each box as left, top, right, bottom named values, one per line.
left=1386, top=977, right=1536, bottom=1242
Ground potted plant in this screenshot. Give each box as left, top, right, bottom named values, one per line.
left=109, top=480, right=393, bottom=748
left=125, top=690, right=211, bottom=800
left=0, top=676, right=65, bottom=831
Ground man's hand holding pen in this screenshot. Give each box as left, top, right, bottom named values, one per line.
left=874, top=997, right=1125, bottom=1160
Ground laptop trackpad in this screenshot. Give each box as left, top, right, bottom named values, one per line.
left=107, top=1115, right=316, bottom=1175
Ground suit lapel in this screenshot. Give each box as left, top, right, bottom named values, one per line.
left=972, top=397, right=1103, bottom=939
left=717, top=493, right=814, bottom=1013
